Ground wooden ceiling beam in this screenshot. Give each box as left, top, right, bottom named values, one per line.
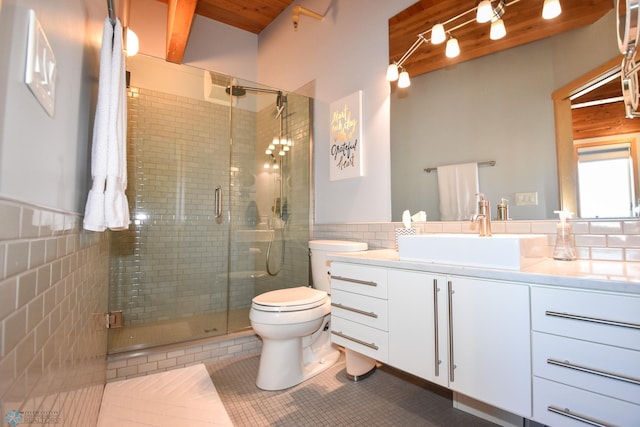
left=166, top=0, right=197, bottom=63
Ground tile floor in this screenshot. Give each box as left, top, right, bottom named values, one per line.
left=206, top=352, right=499, bottom=426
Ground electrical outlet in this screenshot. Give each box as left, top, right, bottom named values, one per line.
left=515, top=192, right=538, bottom=206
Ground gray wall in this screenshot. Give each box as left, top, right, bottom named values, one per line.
left=0, top=0, right=108, bottom=424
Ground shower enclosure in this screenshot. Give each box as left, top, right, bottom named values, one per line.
left=107, top=55, right=311, bottom=353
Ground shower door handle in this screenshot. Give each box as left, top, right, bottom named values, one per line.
left=214, top=186, right=222, bottom=219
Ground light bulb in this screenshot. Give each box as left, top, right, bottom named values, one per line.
left=490, top=18, right=506, bottom=40
left=431, top=23, right=446, bottom=45
left=125, top=28, right=139, bottom=57
left=273, top=164, right=279, bottom=169
left=445, top=36, right=460, bottom=58
left=386, top=63, right=399, bottom=81
left=268, top=144, right=275, bottom=150
left=283, top=145, right=290, bottom=151
left=542, top=0, right=561, bottom=20
left=278, top=150, right=285, bottom=156
left=263, top=162, right=270, bottom=169
left=272, top=137, right=280, bottom=145
left=265, top=149, right=272, bottom=155
left=398, top=70, right=411, bottom=88
left=476, top=0, right=493, bottom=23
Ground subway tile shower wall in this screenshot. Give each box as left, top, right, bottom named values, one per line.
left=0, top=197, right=109, bottom=426
left=313, top=219, right=640, bottom=262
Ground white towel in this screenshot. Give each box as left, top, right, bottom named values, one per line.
left=84, top=18, right=130, bottom=232
left=437, top=162, right=479, bottom=221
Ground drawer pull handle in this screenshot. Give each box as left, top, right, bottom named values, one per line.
left=547, top=358, right=640, bottom=386
left=547, top=405, right=612, bottom=427
left=331, top=303, right=378, bottom=318
left=331, top=275, right=378, bottom=287
left=331, top=331, right=379, bottom=350
left=545, top=310, right=640, bottom=330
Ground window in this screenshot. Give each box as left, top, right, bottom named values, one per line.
left=576, top=142, right=636, bottom=218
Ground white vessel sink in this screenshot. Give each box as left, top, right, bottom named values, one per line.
left=397, top=233, right=548, bottom=270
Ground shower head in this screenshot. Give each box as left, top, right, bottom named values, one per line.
left=225, top=85, right=247, bottom=97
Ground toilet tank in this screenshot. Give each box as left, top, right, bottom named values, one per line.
left=309, top=240, right=368, bottom=293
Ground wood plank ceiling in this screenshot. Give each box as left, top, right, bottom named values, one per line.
left=155, top=0, right=295, bottom=63
left=389, top=0, right=640, bottom=140
left=388, top=0, right=613, bottom=77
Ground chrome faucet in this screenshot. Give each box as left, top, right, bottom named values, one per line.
left=471, top=193, right=492, bottom=237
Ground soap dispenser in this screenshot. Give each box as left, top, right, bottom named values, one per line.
left=497, top=198, right=509, bottom=221
left=553, top=210, right=576, bottom=261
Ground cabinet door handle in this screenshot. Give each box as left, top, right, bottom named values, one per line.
left=545, top=310, right=640, bottom=330
left=330, top=275, right=378, bottom=287
left=331, top=330, right=379, bottom=350
left=447, top=280, right=455, bottom=382
left=433, top=278, right=440, bottom=377
left=547, top=358, right=640, bottom=386
left=547, top=405, right=612, bottom=427
left=331, top=303, right=378, bottom=318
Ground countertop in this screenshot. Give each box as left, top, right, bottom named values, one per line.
left=328, top=249, right=640, bottom=296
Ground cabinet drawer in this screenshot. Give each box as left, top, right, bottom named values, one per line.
left=531, top=286, right=640, bottom=350
left=331, top=289, right=388, bottom=331
left=330, top=315, right=388, bottom=363
left=533, top=332, right=640, bottom=405
left=330, top=263, right=387, bottom=299
left=533, top=377, right=640, bottom=427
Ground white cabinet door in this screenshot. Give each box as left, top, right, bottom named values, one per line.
left=449, top=277, right=531, bottom=418
left=388, top=269, right=448, bottom=387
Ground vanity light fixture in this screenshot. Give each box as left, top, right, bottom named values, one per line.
left=490, top=18, right=506, bottom=40
left=387, top=0, right=562, bottom=86
left=476, top=0, right=494, bottom=23
left=445, top=34, right=460, bottom=58
left=542, top=0, right=562, bottom=20
left=431, top=23, right=447, bottom=44
left=398, top=68, right=411, bottom=88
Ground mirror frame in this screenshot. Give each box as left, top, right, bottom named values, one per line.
left=552, top=55, right=624, bottom=215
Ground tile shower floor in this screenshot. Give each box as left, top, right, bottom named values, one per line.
left=206, top=352, right=498, bottom=427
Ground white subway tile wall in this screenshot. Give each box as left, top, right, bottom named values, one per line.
left=313, top=219, right=640, bottom=262
left=0, top=198, right=109, bottom=426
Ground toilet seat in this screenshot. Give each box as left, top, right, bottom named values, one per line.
left=252, top=286, right=327, bottom=312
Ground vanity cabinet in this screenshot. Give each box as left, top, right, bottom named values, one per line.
left=530, top=286, right=640, bottom=426
left=330, top=262, right=389, bottom=362
left=387, top=270, right=448, bottom=387
left=447, top=276, right=531, bottom=418
left=331, top=263, right=532, bottom=418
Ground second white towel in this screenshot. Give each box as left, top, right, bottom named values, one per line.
left=437, top=162, right=479, bottom=221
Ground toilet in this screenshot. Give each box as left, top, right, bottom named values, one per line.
left=249, top=239, right=368, bottom=390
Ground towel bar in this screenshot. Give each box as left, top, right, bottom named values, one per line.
left=424, top=160, right=496, bottom=173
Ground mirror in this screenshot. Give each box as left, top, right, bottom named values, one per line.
left=391, top=11, right=629, bottom=221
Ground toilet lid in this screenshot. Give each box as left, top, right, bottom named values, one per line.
left=252, top=287, right=327, bottom=312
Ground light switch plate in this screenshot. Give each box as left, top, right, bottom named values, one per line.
left=515, top=192, right=538, bottom=206
left=25, top=9, right=57, bottom=117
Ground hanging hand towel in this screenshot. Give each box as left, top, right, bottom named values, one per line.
left=83, top=18, right=130, bottom=231
left=437, top=162, right=479, bottom=221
